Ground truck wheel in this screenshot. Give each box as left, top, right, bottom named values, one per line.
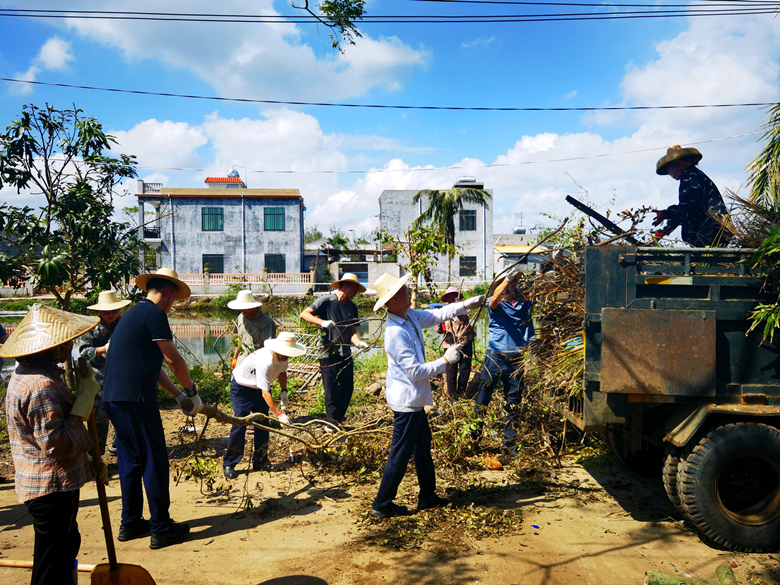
left=677, top=422, right=780, bottom=552
left=662, top=450, right=686, bottom=516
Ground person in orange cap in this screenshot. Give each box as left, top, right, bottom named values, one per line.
left=652, top=146, right=728, bottom=246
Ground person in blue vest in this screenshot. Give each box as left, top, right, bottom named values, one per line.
left=470, top=266, right=534, bottom=461
left=102, top=268, right=203, bottom=550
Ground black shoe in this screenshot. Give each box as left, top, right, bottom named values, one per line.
left=117, top=519, right=151, bottom=542
left=370, top=502, right=409, bottom=518
left=224, top=465, right=238, bottom=479
left=149, top=521, right=190, bottom=550
left=417, top=494, right=450, bottom=511
left=252, top=459, right=278, bottom=472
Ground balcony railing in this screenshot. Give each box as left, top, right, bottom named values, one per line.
left=128, top=273, right=314, bottom=286
left=143, top=226, right=161, bottom=239
left=142, top=183, right=162, bottom=194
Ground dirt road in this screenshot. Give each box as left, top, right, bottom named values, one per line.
left=1, top=441, right=778, bottom=585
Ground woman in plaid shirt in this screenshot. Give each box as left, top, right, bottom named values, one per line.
left=1, top=305, right=106, bottom=585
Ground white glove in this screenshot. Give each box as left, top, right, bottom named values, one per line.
left=277, top=412, right=291, bottom=425
left=320, top=320, right=337, bottom=330
left=70, top=362, right=101, bottom=420
left=504, top=266, right=521, bottom=282
left=104, top=340, right=110, bottom=354
left=280, top=390, right=289, bottom=410
left=175, top=392, right=203, bottom=415
left=355, top=340, right=369, bottom=348
left=443, top=343, right=462, bottom=364
left=462, top=295, right=484, bottom=310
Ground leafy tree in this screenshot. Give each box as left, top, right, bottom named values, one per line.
left=376, top=225, right=459, bottom=308
left=305, top=224, right=324, bottom=244
left=0, top=104, right=140, bottom=309
left=748, top=103, right=780, bottom=207
left=327, top=226, right=350, bottom=261
left=412, top=186, right=492, bottom=283
left=291, top=0, right=365, bottom=53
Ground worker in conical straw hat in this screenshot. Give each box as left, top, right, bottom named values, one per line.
left=228, top=289, right=277, bottom=371
left=652, top=145, right=729, bottom=247
left=300, top=272, right=368, bottom=431
left=223, top=331, right=305, bottom=479
left=101, top=267, right=201, bottom=550
left=80, top=290, right=132, bottom=455
left=369, top=273, right=484, bottom=518
left=2, top=303, right=108, bottom=585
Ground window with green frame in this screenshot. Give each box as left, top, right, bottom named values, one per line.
left=265, top=253, right=286, bottom=274
left=202, top=207, right=224, bottom=231
left=264, top=207, right=285, bottom=231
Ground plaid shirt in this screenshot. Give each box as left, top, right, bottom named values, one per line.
left=5, top=360, right=94, bottom=502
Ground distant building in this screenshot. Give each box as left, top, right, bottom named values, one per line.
left=136, top=176, right=305, bottom=276
left=493, top=232, right=546, bottom=274
left=379, top=177, right=494, bottom=284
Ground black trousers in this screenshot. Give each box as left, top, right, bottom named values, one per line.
left=25, top=489, right=80, bottom=585
left=320, top=354, right=354, bottom=424
left=224, top=379, right=270, bottom=468
left=445, top=340, right=473, bottom=397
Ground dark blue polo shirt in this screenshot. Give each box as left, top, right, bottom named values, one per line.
left=103, top=299, right=173, bottom=402
left=487, top=297, right=535, bottom=353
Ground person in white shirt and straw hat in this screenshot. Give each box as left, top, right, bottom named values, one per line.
left=300, top=272, right=368, bottom=429
left=102, top=268, right=203, bottom=550
left=228, top=289, right=277, bottom=371
left=223, top=331, right=304, bottom=479
left=2, top=304, right=108, bottom=585
left=369, top=273, right=484, bottom=518
left=79, top=290, right=132, bottom=455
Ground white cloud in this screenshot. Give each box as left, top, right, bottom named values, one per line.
left=461, top=37, right=495, bottom=49
left=11, top=36, right=74, bottom=94
left=563, top=90, right=577, bottom=100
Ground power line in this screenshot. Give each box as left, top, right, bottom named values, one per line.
left=131, top=130, right=759, bottom=176
left=1, top=78, right=774, bottom=112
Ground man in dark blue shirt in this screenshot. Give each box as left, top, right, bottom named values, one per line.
left=103, top=268, right=203, bottom=550
left=470, top=266, right=534, bottom=461
left=653, top=146, right=728, bottom=247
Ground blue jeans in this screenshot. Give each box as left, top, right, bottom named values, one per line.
left=373, top=410, right=436, bottom=510
left=104, top=400, right=172, bottom=533
left=471, top=350, right=524, bottom=456
left=223, top=379, right=270, bottom=468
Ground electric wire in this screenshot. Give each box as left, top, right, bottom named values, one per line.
left=0, top=78, right=774, bottom=113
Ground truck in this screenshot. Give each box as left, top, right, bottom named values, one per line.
left=556, top=245, right=780, bottom=552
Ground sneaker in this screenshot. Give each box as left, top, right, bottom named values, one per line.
left=117, top=519, right=151, bottom=542
left=417, top=494, right=450, bottom=511
left=370, top=502, right=409, bottom=519
left=223, top=465, right=238, bottom=479
left=149, top=521, right=190, bottom=550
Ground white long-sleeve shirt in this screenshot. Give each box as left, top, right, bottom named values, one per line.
left=233, top=347, right=287, bottom=391
left=384, top=302, right=468, bottom=412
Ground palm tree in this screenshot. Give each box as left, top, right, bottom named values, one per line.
left=412, top=186, right=492, bottom=283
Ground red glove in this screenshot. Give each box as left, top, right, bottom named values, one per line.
left=653, top=230, right=665, bottom=240
left=231, top=355, right=238, bottom=370
left=652, top=211, right=664, bottom=227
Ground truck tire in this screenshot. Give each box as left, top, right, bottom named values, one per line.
left=662, top=450, right=686, bottom=516
left=677, top=422, right=780, bottom=552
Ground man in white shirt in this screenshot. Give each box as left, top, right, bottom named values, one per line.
left=223, top=332, right=305, bottom=479
left=370, top=273, right=483, bottom=518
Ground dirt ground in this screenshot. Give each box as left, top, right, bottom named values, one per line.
left=1, top=407, right=779, bottom=585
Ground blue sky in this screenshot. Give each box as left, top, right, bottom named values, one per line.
left=1, top=1, right=779, bottom=238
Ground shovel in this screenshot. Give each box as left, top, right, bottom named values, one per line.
left=84, top=364, right=157, bottom=584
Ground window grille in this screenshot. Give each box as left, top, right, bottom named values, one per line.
left=264, top=207, right=285, bottom=231
left=202, top=207, right=224, bottom=231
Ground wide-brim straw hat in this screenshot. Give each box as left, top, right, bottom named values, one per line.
left=656, top=145, right=703, bottom=175
left=134, top=268, right=191, bottom=300
left=332, top=273, right=367, bottom=294
left=0, top=304, right=99, bottom=358
left=87, top=290, right=132, bottom=311
left=227, top=289, right=262, bottom=310
left=265, top=331, right=307, bottom=357
left=440, top=286, right=463, bottom=302
left=373, top=273, right=411, bottom=312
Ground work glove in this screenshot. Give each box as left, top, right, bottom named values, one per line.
left=93, top=461, right=109, bottom=486
left=462, top=295, right=484, bottom=310
left=503, top=266, right=521, bottom=283
left=280, top=390, right=289, bottom=410
left=355, top=340, right=369, bottom=349
left=443, top=343, right=463, bottom=364
left=231, top=354, right=238, bottom=370
left=653, top=230, right=665, bottom=240
left=104, top=340, right=110, bottom=354
left=652, top=211, right=664, bottom=226
left=277, top=412, right=291, bottom=426
left=320, top=320, right=337, bottom=330
left=70, top=361, right=101, bottom=421
left=175, top=392, right=203, bottom=415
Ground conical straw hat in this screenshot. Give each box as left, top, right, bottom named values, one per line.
left=87, top=290, right=132, bottom=311
left=656, top=145, right=702, bottom=175
left=265, top=331, right=307, bottom=357
left=0, top=304, right=99, bottom=358
left=134, top=268, right=191, bottom=300
left=373, top=273, right=411, bottom=312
